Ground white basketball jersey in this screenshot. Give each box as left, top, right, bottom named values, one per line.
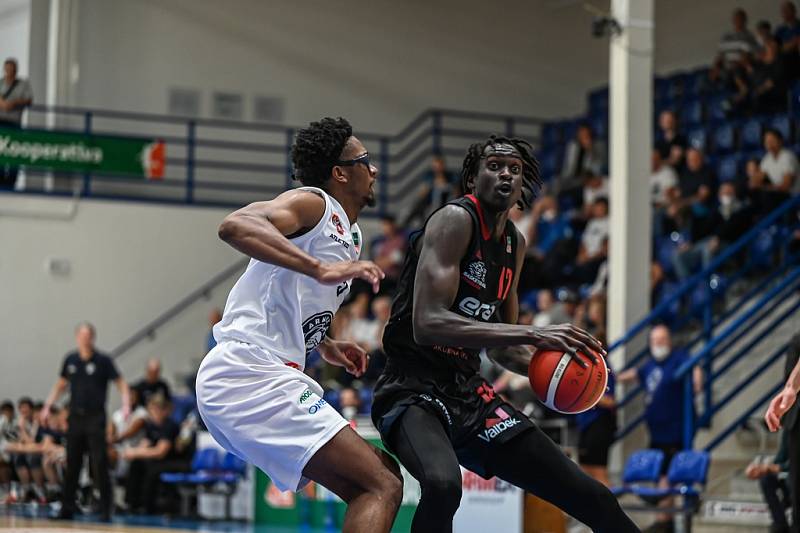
left=213, top=187, right=362, bottom=370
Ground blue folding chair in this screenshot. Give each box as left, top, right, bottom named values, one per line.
left=686, top=127, right=708, bottom=151
left=611, top=449, right=665, bottom=497
left=740, top=118, right=763, bottom=149
left=707, top=94, right=729, bottom=122
left=712, top=122, right=736, bottom=153
left=769, top=114, right=793, bottom=143
left=680, top=99, right=703, bottom=127
left=716, top=154, right=741, bottom=183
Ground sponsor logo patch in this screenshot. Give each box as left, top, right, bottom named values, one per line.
left=308, top=398, right=327, bottom=414
left=477, top=407, right=521, bottom=443
left=462, top=260, right=487, bottom=288
left=419, top=393, right=453, bottom=426
left=299, top=389, right=313, bottom=404
left=302, top=312, right=333, bottom=353
left=458, top=296, right=496, bottom=320
left=328, top=232, right=350, bottom=248
left=331, top=213, right=345, bottom=235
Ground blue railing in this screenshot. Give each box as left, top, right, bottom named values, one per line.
left=17, top=105, right=544, bottom=215
left=613, top=194, right=800, bottom=443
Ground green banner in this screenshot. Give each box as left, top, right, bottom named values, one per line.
left=0, top=127, right=165, bottom=179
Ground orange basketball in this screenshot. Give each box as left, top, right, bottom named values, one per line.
left=528, top=349, right=608, bottom=414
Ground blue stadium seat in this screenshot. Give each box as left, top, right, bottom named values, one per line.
left=716, top=154, right=741, bottom=182
left=161, top=448, right=221, bottom=484
left=685, top=68, right=710, bottom=97
left=541, top=123, right=561, bottom=148
left=633, top=450, right=711, bottom=499
left=769, top=114, right=793, bottom=143
left=359, top=387, right=373, bottom=414
left=686, top=127, right=708, bottom=151
left=538, top=149, right=562, bottom=183
left=218, top=452, right=247, bottom=483
left=611, top=449, right=664, bottom=496
left=740, top=118, right=763, bottom=149
left=667, top=72, right=687, bottom=101
left=712, top=122, right=736, bottom=153
left=707, top=94, right=729, bottom=122
left=680, top=99, right=703, bottom=127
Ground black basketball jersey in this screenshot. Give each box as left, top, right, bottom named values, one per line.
left=382, top=194, right=519, bottom=377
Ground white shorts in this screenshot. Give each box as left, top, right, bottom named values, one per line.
left=196, top=340, right=348, bottom=492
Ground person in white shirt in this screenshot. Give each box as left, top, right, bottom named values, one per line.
left=749, top=128, right=798, bottom=215
left=651, top=149, right=679, bottom=207
left=195, top=117, right=402, bottom=533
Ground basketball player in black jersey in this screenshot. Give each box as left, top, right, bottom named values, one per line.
left=372, top=136, right=640, bottom=532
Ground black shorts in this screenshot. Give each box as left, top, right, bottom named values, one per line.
left=649, top=441, right=682, bottom=477
left=577, top=411, right=616, bottom=467
left=371, top=369, right=535, bottom=479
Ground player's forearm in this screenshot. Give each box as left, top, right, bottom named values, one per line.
left=218, top=214, right=323, bottom=278
left=487, top=346, right=531, bottom=376
left=413, top=310, right=534, bottom=349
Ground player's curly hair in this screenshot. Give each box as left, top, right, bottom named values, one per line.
left=291, top=117, right=353, bottom=187
left=460, top=135, right=542, bottom=208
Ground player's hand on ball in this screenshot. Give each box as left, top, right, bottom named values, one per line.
left=529, top=324, right=604, bottom=369
left=765, top=386, right=797, bottom=432
left=317, top=260, right=385, bottom=293
left=318, top=339, right=369, bottom=377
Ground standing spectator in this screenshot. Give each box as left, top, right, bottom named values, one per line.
left=41, top=322, right=130, bottom=521
left=756, top=20, right=774, bottom=52
left=207, top=308, right=222, bottom=352
left=574, top=198, right=609, bottom=284
left=369, top=215, right=409, bottom=293
left=655, top=111, right=687, bottom=172
left=0, top=58, right=33, bottom=189
left=123, top=396, right=189, bottom=514
left=749, top=129, right=798, bottom=216
left=717, top=8, right=759, bottom=70
left=134, top=358, right=171, bottom=408
left=776, top=1, right=800, bottom=80
left=618, top=325, right=703, bottom=533
left=556, top=124, right=606, bottom=207
left=764, top=334, right=800, bottom=533
left=752, top=38, right=789, bottom=114
left=651, top=149, right=679, bottom=209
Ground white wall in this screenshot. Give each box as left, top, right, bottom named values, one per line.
left=17, top=0, right=775, bottom=133
left=1, top=0, right=30, bottom=78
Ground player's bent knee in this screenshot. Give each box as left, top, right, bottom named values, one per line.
left=421, top=474, right=462, bottom=514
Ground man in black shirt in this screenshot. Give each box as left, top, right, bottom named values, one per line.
left=372, top=136, right=639, bottom=532
left=123, top=395, right=190, bottom=514
left=41, top=322, right=129, bottom=521
left=133, top=358, right=171, bottom=408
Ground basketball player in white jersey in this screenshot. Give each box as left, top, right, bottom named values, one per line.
left=196, top=117, right=403, bottom=532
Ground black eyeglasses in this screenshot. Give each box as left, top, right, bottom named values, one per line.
left=336, top=153, right=371, bottom=169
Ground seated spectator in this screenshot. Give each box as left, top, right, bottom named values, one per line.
left=581, top=172, right=609, bottom=219
left=673, top=182, right=753, bottom=280
left=745, top=428, right=791, bottom=533
left=532, top=289, right=572, bottom=327
left=402, top=154, right=458, bottom=228
left=39, top=406, right=68, bottom=502
left=659, top=147, right=716, bottom=237
left=776, top=1, right=800, bottom=80
left=651, top=149, right=679, bottom=209
left=134, top=358, right=171, bottom=408
left=555, top=123, right=606, bottom=207
left=108, top=387, right=148, bottom=478
left=8, top=397, right=46, bottom=503
left=123, top=395, right=190, bottom=514
left=655, top=111, right=687, bottom=172
left=369, top=215, right=409, bottom=293
left=749, top=129, right=798, bottom=216
left=339, top=387, right=361, bottom=422
left=574, top=198, right=609, bottom=284
left=517, top=196, right=575, bottom=291
left=717, top=8, right=759, bottom=72
left=0, top=400, right=13, bottom=499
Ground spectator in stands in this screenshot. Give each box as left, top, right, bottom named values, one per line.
left=344, top=294, right=391, bottom=354
left=339, top=387, right=361, bottom=422
left=756, top=20, right=774, bottom=52
left=532, top=289, right=571, bottom=328
left=749, top=128, right=798, bottom=216
left=618, top=325, right=702, bottom=533
left=0, top=58, right=33, bottom=189
left=555, top=124, right=606, bottom=208
left=673, top=182, right=752, bottom=280
left=369, top=215, right=408, bottom=293
left=518, top=196, right=575, bottom=291
left=134, top=358, right=171, bottom=408
left=581, top=172, right=609, bottom=220
left=402, top=154, right=457, bottom=228
left=655, top=111, right=687, bottom=172
left=574, top=198, right=609, bottom=284
left=650, top=148, right=679, bottom=209
left=0, top=400, right=13, bottom=500
left=42, top=321, right=129, bottom=521
left=678, top=148, right=715, bottom=210
left=108, top=387, right=148, bottom=478
left=776, top=1, right=800, bottom=80
left=745, top=429, right=791, bottom=533
left=752, top=38, right=789, bottom=114
left=123, top=395, right=189, bottom=514
left=207, top=308, right=222, bottom=352
left=40, top=406, right=68, bottom=502
left=9, top=397, right=45, bottom=503
left=717, top=8, right=759, bottom=71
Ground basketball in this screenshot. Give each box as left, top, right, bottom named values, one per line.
left=528, top=350, right=608, bottom=414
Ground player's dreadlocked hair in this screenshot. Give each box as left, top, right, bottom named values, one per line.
left=460, top=135, right=542, bottom=208
left=291, top=117, right=353, bottom=187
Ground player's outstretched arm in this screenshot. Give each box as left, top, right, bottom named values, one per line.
left=412, top=206, right=603, bottom=363
left=218, top=190, right=383, bottom=291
